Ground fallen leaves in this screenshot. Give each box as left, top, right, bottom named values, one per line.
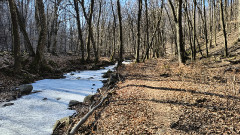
left=59, top=58, right=240, bottom=134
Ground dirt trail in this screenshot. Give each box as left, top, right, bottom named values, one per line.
left=70, top=58, right=240, bottom=134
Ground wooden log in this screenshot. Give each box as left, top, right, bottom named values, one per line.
left=69, top=94, right=108, bottom=135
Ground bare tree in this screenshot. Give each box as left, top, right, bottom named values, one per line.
left=51, top=0, right=63, bottom=55
left=144, top=0, right=149, bottom=59
left=220, top=0, right=228, bottom=57
left=203, top=0, right=209, bottom=57
left=80, top=0, right=98, bottom=63
left=33, top=0, right=47, bottom=70
left=168, top=0, right=186, bottom=64
left=8, top=0, right=21, bottom=72
left=117, top=0, right=123, bottom=66
left=73, top=0, right=85, bottom=62
left=136, top=0, right=142, bottom=63
left=110, top=0, right=116, bottom=61
left=15, top=1, right=35, bottom=57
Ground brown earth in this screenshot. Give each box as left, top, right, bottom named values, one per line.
left=56, top=57, right=240, bottom=134
left=53, top=28, right=240, bottom=134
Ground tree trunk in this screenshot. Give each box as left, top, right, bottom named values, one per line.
left=145, top=0, right=149, bottom=60
left=80, top=0, right=98, bottom=63
left=117, top=0, right=123, bottom=66
left=136, top=0, right=142, bottom=63
left=8, top=0, right=21, bottom=72
left=220, top=0, right=228, bottom=57
left=209, top=0, right=213, bottom=48
left=34, top=0, right=47, bottom=70
left=73, top=0, right=85, bottom=62
left=14, top=2, right=35, bottom=57
left=97, top=0, right=102, bottom=59
left=169, top=0, right=185, bottom=64
left=51, top=0, right=63, bottom=55
left=183, top=1, right=194, bottom=60
left=203, top=0, right=208, bottom=57
left=213, top=0, right=217, bottom=46
left=111, top=0, right=116, bottom=61
left=193, top=0, right=197, bottom=60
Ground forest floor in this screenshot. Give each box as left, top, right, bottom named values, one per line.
left=0, top=53, right=114, bottom=102
left=2, top=30, right=240, bottom=134
left=57, top=38, right=240, bottom=134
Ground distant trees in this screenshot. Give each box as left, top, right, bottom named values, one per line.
left=2, top=0, right=240, bottom=69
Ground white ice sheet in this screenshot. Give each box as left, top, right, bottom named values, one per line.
left=0, top=64, right=116, bottom=135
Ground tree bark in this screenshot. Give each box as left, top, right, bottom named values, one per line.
left=183, top=1, right=194, bottom=60
left=73, top=0, right=85, bottom=62
left=34, top=0, right=47, bottom=70
left=136, top=0, right=142, bottom=63
left=111, top=0, right=116, bottom=61
left=169, top=0, right=185, bottom=64
left=14, top=2, right=35, bottom=57
left=80, top=0, right=98, bottom=63
left=8, top=0, right=21, bottom=72
left=220, top=0, right=228, bottom=57
left=213, top=0, right=217, bottom=46
left=203, top=0, right=209, bottom=57
left=193, top=0, right=197, bottom=60
left=117, top=0, right=123, bottom=66
left=97, top=0, right=102, bottom=60
left=145, top=0, right=149, bottom=59
left=51, top=0, right=63, bottom=55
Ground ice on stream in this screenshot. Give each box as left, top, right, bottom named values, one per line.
left=0, top=64, right=117, bottom=135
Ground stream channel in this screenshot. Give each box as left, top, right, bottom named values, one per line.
left=0, top=62, right=124, bottom=135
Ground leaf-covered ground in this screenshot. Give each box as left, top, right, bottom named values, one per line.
left=65, top=58, right=240, bottom=134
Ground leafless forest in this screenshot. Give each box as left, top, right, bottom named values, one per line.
left=1, top=0, right=239, bottom=68
left=1, top=0, right=240, bottom=134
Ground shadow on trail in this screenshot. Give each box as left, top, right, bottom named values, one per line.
left=148, top=99, right=226, bottom=111
left=110, top=98, right=226, bottom=111
left=120, top=84, right=240, bottom=100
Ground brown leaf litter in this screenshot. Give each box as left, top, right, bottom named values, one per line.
left=57, top=58, right=240, bottom=134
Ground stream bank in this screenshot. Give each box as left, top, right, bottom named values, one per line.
left=0, top=62, right=117, bottom=135
left=0, top=55, right=114, bottom=103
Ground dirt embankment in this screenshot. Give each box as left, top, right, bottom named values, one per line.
left=0, top=53, right=114, bottom=102
left=56, top=58, right=240, bottom=134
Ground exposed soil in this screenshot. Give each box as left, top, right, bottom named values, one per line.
left=0, top=53, right=114, bottom=103
left=55, top=56, right=240, bottom=134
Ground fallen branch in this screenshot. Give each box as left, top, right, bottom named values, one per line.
left=69, top=94, right=109, bottom=135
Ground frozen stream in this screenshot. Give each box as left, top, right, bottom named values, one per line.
left=0, top=64, right=118, bottom=135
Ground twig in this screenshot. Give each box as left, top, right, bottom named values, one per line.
left=69, top=94, right=109, bottom=135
